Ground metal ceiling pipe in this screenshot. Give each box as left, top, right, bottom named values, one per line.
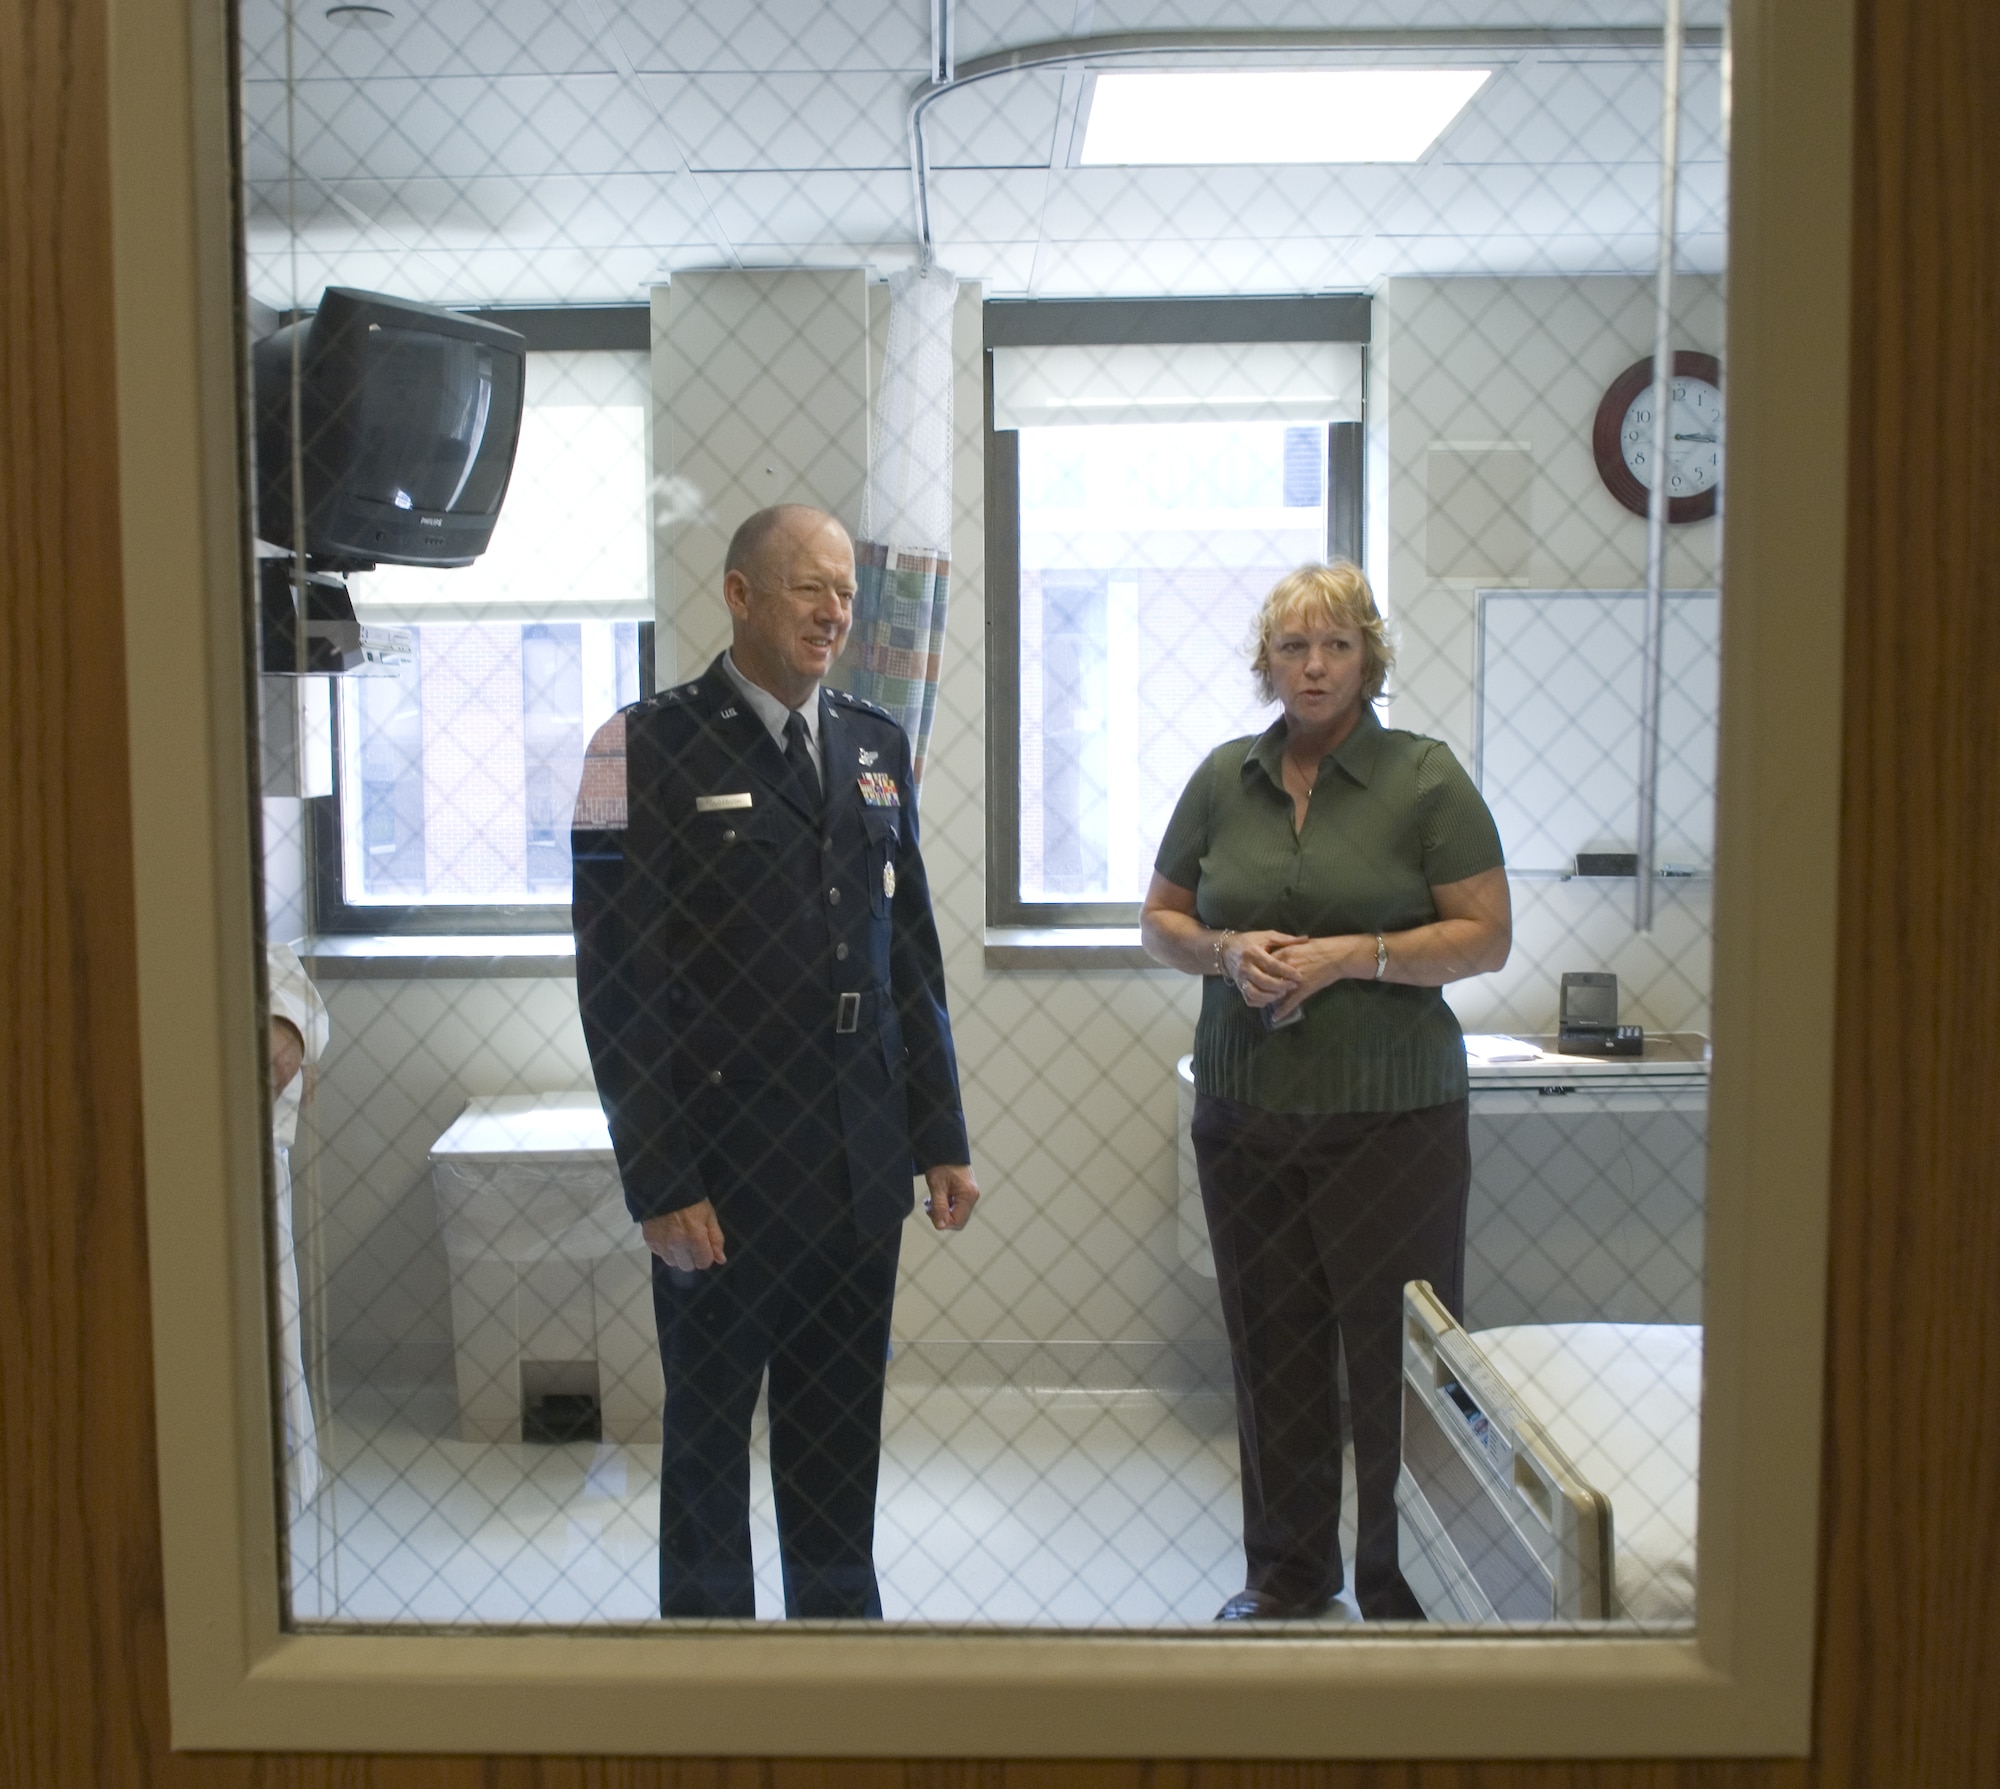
left=931, top=0, right=954, bottom=86
left=1636, top=0, right=1688, bottom=934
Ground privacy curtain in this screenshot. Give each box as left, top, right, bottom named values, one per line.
left=838, top=263, right=957, bottom=787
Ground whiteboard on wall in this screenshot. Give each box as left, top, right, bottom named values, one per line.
left=1475, top=590, right=1720, bottom=876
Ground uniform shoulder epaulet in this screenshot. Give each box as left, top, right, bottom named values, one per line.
left=828, top=687, right=894, bottom=723
left=621, top=683, right=701, bottom=733
left=628, top=682, right=698, bottom=719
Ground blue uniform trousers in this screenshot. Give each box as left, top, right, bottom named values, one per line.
left=650, top=1082, right=903, bottom=1620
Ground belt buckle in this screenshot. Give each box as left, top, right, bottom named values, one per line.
left=835, top=991, right=862, bottom=1034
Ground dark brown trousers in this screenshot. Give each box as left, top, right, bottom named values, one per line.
left=1192, top=1092, right=1470, bottom=1620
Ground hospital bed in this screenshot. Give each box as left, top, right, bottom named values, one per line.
left=1396, top=1280, right=1701, bottom=1624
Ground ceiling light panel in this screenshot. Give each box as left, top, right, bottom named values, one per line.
left=1079, top=68, right=1492, bottom=165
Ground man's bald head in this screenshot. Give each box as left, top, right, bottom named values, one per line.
left=720, top=504, right=858, bottom=709
left=724, top=504, right=846, bottom=586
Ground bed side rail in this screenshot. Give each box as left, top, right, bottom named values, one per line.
left=1397, top=1279, right=1615, bottom=1622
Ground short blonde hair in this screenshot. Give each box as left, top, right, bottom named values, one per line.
left=1249, top=560, right=1395, bottom=704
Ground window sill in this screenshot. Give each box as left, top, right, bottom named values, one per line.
left=302, top=932, right=1168, bottom=978
left=982, top=928, right=1166, bottom=971
left=300, top=934, right=576, bottom=979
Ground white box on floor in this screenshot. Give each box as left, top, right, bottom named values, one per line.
left=430, top=1094, right=663, bottom=1444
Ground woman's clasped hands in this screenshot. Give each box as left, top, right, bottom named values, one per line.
left=1224, top=931, right=1383, bottom=1022
left=1220, top=930, right=1304, bottom=1008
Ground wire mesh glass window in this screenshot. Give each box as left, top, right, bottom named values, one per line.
left=244, top=0, right=1729, bottom=1638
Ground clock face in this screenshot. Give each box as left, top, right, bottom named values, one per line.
left=1591, top=351, right=1723, bottom=522
left=1620, top=376, right=1723, bottom=499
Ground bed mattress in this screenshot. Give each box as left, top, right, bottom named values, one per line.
left=1469, top=1322, right=1702, bottom=1622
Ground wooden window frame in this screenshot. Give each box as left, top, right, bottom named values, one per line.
left=118, top=0, right=1851, bottom=1756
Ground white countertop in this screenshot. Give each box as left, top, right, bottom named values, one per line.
left=1463, top=1031, right=1710, bottom=1084
left=1175, top=1032, right=1710, bottom=1089
left=430, top=1093, right=614, bottom=1162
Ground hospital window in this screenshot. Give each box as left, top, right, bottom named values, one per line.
left=308, top=348, right=652, bottom=932
left=328, top=619, right=645, bottom=913
left=986, top=302, right=1367, bottom=926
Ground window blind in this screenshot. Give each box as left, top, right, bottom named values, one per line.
left=991, top=339, right=1363, bottom=429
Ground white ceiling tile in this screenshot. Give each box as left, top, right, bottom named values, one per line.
left=1035, top=163, right=1403, bottom=242
left=705, top=169, right=913, bottom=245
left=1672, top=58, right=1728, bottom=163
left=242, top=240, right=674, bottom=309
left=926, top=168, right=1050, bottom=241
left=1441, top=56, right=1686, bottom=166
left=951, top=0, right=1081, bottom=64
left=245, top=172, right=714, bottom=254
left=1372, top=229, right=1665, bottom=278
left=240, top=0, right=617, bottom=82
left=1440, top=60, right=1631, bottom=165
left=717, top=243, right=922, bottom=275
left=930, top=239, right=1042, bottom=294
left=604, top=0, right=928, bottom=74
left=639, top=70, right=909, bottom=170
left=241, top=75, right=685, bottom=183
left=1024, top=232, right=1351, bottom=298
left=236, top=7, right=1724, bottom=307
left=1091, top=0, right=1724, bottom=28
left=922, top=70, right=1064, bottom=167
left=1673, top=163, right=1729, bottom=238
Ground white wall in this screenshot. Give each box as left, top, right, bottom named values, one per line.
left=653, top=269, right=870, bottom=685
left=1374, top=274, right=1724, bottom=1037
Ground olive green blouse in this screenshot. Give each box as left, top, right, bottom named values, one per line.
left=1155, top=706, right=1505, bottom=1115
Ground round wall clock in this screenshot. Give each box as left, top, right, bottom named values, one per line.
left=1592, top=350, right=1723, bottom=522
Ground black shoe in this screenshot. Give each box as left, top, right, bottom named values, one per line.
left=1355, top=1570, right=1427, bottom=1622
left=1215, top=1588, right=1342, bottom=1621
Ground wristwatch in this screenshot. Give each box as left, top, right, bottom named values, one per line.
left=1374, top=934, right=1388, bottom=980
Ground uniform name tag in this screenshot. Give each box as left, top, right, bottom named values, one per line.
left=858, top=772, right=900, bottom=808
left=695, top=792, right=754, bottom=813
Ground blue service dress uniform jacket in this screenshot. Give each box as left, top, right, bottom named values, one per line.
left=571, top=656, right=970, bottom=1239
left=571, top=656, right=970, bottom=1617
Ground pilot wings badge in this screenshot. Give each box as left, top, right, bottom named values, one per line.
left=857, top=747, right=880, bottom=766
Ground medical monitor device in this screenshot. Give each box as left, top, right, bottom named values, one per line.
left=253, top=288, right=526, bottom=572
left=1557, top=971, right=1644, bottom=1056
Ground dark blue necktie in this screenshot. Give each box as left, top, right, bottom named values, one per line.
left=783, top=710, right=821, bottom=812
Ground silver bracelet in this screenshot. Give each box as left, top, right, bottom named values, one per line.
left=1374, top=934, right=1388, bottom=980
left=1213, top=928, right=1236, bottom=984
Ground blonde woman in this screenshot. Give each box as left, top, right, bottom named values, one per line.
left=1142, top=561, right=1511, bottom=1622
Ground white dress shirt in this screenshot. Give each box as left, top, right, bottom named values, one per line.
left=721, top=651, right=823, bottom=788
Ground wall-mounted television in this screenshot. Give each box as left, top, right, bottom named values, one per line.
left=253, top=288, right=527, bottom=571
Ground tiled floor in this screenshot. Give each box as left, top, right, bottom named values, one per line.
left=288, top=1379, right=1362, bottom=1628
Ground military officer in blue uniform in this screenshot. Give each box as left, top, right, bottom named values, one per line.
left=571, top=503, right=979, bottom=1619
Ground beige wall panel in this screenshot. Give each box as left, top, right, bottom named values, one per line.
left=654, top=269, right=870, bottom=683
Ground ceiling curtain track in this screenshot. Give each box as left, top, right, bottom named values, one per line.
left=905, top=24, right=1725, bottom=265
